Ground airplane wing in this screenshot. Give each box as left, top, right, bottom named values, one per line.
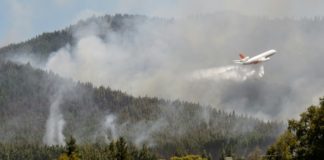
left=259, top=57, right=270, bottom=62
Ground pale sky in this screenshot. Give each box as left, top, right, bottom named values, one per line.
left=1, top=0, right=324, bottom=47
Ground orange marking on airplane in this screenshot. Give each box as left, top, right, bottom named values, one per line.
left=239, top=53, right=245, bottom=59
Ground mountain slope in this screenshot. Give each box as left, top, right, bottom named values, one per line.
left=0, top=14, right=152, bottom=63
left=0, top=61, right=283, bottom=158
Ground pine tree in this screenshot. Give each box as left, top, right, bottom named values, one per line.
left=137, top=144, right=157, bottom=160
left=58, top=136, right=80, bottom=160
left=116, top=137, right=130, bottom=160
left=108, top=140, right=117, bottom=159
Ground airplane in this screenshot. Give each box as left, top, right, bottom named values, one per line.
left=233, top=49, right=277, bottom=65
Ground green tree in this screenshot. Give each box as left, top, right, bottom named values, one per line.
left=136, top=145, right=157, bottom=160
left=201, top=150, right=212, bottom=160
left=116, top=137, right=130, bottom=160
left=287, top=98, right=324, bottom=159
left=58, top=136, right=80, bottom=160
left=108, top=140, right=118, bottom=159
left=265, top=131, right=296, bottom=160
left=247, top=147, right=262, bottom=160
left=265, top=97, right=324, bottom=160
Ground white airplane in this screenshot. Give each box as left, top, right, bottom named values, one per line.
left=233, top=49, right=276, bottom=65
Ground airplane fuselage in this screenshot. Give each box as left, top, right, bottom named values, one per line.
left=235, top=49, right=276, bottom=65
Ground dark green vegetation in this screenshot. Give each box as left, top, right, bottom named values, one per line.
left=0, top=60, right=282, bottom=159
left=0, top=136, right=157, bottom=160
left=265, top=98, right=324, bottom=160
left=0, top=29, right=72, bottom=62
left=170, top=155, right=208, bottom=160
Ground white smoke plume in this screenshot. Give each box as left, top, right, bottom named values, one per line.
left=99, top=102, right=211, bottom=147
left=43, top=93, right=66, bottom=145
left=102, top=114, right=118, bottom=142
left=123, top=118, right=168, bottom=147
left=96, top=101, right=260, bottom=147
left=100, top=113, right=168, bottom=147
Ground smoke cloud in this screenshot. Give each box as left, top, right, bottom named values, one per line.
left=42, top=13, right=324, bottom=121
left=43, top=91, right=66, bottom=145
left=85, top=0, right=324, bottom=18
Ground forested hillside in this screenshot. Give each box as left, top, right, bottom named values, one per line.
left=0, top=60, right=283, bottom=159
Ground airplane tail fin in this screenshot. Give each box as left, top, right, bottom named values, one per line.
left=234, top=53, right=249, bottom=64
left=239, top=53, right=246, bottom=60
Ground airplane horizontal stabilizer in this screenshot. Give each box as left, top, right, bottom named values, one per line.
left=233, top=60, right=243, bottom=64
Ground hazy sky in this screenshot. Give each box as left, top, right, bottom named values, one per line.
left=1, top=0, right=324, bottom=47
left=2, top=0, right=324, bottom=121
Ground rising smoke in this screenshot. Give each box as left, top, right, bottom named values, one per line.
left=42, top=13, right=324, bottom=121
left=97, top=103, right=222, bottom=147
left=43, top=93, right=66, bottom=145
left=102, top=114, right=118, bottom=142
left=99, top=113, right=169, bottom=146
